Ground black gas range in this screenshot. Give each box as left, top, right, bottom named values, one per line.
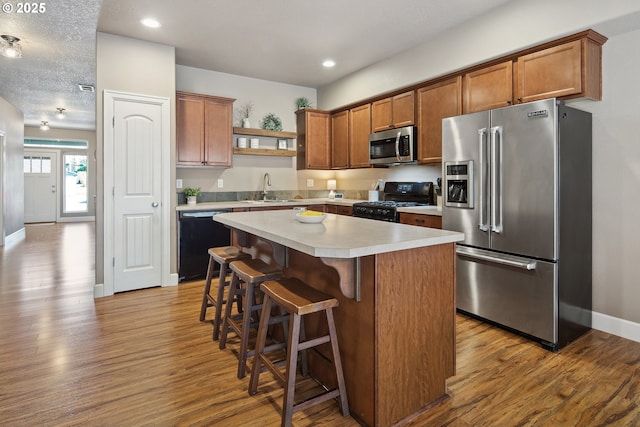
left=352, top=182, right=435, bottom=222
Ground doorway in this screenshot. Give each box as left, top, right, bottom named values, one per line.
left=24, top=150, right=58, bottom=223
left=63, top=153, right=88, bottom=214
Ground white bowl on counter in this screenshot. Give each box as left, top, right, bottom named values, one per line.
left=295, top=212, right=326, bottom=223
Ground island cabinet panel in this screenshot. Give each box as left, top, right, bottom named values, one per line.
left=463, top=61, right=514, bottom=114
left=349, top=103, right=372, bottom=168
left=371, top=91, right=415, bottom=132
left=417, top=76, right=462, bottom=164
left=296, top=109, right=331, bottom=170
left=176, top=91, right=234, bottom=167
left=331, top=110, right=349, bottom=169
left=285, top=244, right=455, bottom=427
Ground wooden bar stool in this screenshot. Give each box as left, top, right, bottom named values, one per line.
left=219, top=258, right=283, bottom=379
left=248, top=277, right=349, bottom=427
left=199, top=246, right=250, bottom=341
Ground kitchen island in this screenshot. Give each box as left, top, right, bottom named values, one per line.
left=214, top=210, right=463, bottom=427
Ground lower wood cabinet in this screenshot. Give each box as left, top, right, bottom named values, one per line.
left=399, top=213, right=442, bottom=229
left=325, top=205, right=352, bottom=216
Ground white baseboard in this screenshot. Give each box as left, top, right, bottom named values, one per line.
left=57, top=216, right=95, bottom=223
left=94, top=283, right=104, bottom=298
left=167, top=273, right=179, bottom=287
left=592, top=311, right=640, bottom=343
left=4, top=227, right=26, bottom=246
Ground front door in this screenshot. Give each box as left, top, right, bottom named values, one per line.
left=24, top=150, right=57, bottom=223
left=110, top=95, right=164, bottom=293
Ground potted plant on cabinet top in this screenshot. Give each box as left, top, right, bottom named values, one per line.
left=295, top=97, right=312, bottom=110
left=183, top=187, right=201, bottom=205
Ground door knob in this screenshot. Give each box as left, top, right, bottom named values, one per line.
left=152, top=202, right=159, bottom=207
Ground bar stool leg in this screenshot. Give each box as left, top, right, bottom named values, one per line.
left=326, top=308, right=349, bottom=416
left=211, top=261, right=228, bottom=340
left=249, top=294, right=273, bottom=396
left=283, top=313, right=302, bottom=427
left=199, top=256, right=217, bottom=322
left=219, top=272, right=240, bottom=349
left=237, top=281, right=256, bottom=379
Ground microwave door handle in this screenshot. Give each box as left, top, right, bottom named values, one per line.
left=395, top=131, right=401, bottom=160
left=478, top=128, right=489, bottom=232
left=490, top=126, right=503, bottom=233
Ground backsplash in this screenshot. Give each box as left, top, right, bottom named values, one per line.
left=177, top=189, right=367, bottom=205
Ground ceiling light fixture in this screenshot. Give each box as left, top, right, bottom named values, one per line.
left=0, top=35, right=23, bottom=58
left=56, top=108, right=66, bottom=119
left=40, top=121, right=49, bottom=131
left=141, top=18, right=161, bottom=28
left=322, top=59, right=336, bottom=68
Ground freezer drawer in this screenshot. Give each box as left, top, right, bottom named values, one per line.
left=456, top=246, right=557, bottom=344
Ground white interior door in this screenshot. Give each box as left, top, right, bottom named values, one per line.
left=24, top=150, right=58, bottom=223
left=111, top=96, right=163, bottom=293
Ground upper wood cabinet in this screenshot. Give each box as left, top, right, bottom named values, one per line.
left=417, top=76, right=462, bottom=164
left=371, top=91, right=415, bottom=132
left=349, top=104, right=372, bottom=169
left=296, top=109, right=331, bottom=170
left=515, top=37, right=603, bottom=103
left=463, top=61, right=513, bottom=114
left=176, top=92, right=234, bottom=167
left=331, top=110, right=349, bottom=169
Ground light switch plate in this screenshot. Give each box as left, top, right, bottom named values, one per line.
left=176, top=179, right=183, bottom=189
left=217, top=179, right=224, bottom=188
left=307, top=179, right=314, bottom=187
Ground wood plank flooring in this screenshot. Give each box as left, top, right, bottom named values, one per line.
left=1, top=222, right=639, bottom=426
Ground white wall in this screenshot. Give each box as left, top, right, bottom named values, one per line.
left=0, top=96, right=24, bottom=244
left=318, top=0, right=640, bottom=332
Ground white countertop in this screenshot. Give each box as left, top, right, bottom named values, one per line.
left=214, top=210, right=462, bottom=259
left=176, top=198, right=442, bottom=216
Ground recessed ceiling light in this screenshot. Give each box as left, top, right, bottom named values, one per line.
left=322, top=59, right=336, bottom=68
left=141, top=18, right=161, bottom=28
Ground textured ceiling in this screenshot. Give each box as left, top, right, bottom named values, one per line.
left=0, top=1, right=101, bottom=130
left=0, top=0, right=515, bottom=131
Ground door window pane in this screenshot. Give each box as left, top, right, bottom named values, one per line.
left=63, top=154, right=88, bottom=213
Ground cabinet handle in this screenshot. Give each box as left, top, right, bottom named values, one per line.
left=507, top=100, right=512, bottom=105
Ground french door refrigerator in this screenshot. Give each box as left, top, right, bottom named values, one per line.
left=442, top=98, right=592, bottom=351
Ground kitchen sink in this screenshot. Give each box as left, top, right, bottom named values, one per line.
left=243, top=199, right=292, bottom=204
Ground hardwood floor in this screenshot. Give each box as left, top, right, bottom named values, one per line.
left=1, top=223, right=639, bottom=426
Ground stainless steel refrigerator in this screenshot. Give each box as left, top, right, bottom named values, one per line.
left=442, top=98, right=592, bottom=351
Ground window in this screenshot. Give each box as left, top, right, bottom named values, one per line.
left=63, top=153, right=88, bottom=214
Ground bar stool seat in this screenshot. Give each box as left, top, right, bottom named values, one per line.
left=248, top=277, right=349, bottom=427
left=219, top=258, right=284, bottom=379
left=199, top=246, right=250, bottom=341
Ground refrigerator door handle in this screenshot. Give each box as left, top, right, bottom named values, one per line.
left=457, top=246, right=537, bottom=271
left=478, top=128, right=489, bottom=232
left=490, top=126, right=503, bottom=233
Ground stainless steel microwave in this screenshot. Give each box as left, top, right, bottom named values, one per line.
left=369, top=126, right=417, bottom=165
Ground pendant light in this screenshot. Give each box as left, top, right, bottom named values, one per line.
left=0, top=35, right=23, bottom=58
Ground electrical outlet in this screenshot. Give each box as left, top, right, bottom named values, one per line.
left=307, top=179, right=314, bottom=187
left=217, top=179, right=224, bottom=188
left=176, top=179, right=183, bottom=189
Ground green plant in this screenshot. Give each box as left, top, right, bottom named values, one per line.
left=261, top=113, right=283, bottom=131
left=183, top=187, right=201, bottom=197
left=295, top=97, right=312, bottom=110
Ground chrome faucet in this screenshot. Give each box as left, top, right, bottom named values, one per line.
left=262, top=172, right=271, bottom=201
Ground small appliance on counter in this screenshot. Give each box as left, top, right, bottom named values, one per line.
left=352, top=182, right=434, bottom=222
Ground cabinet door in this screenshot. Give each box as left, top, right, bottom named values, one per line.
left=398, top=213, right=442, bottom=229
left=331, top=110, right=349, bottom=169
left=177, top=93, right=205, bottom=166
left=371, top=97, right=393, bottom=132
left=204, top=97, right=233, bottom=167
left=515, top=40, right=584, bottom=104
left=417, top=77, right=462, bottom=164
left=391, top=91, right=415, bottom=128
left=463, top=61, right=513, bottom=113
left=349, top=104, right=372, bottom=168
left=297, top=110, right=330, bottom=170
left=371, top=91, right=415, bottom=131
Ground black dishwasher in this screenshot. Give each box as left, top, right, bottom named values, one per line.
left=178, top=210, right=231, bottom=282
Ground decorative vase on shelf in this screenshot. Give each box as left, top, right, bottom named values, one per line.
left=242, top=118, right=251, bottom=128
left=187, top=196, right=197, bottom=205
